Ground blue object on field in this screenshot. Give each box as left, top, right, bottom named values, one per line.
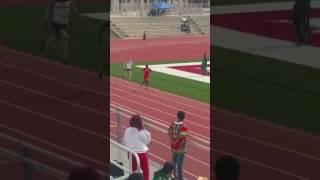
left=152, top=2, right=172, bottom=9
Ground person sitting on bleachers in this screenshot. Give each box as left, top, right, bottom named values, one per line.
left=215, top=155, right=240, bottom=180
left=66, top=167, right=102, bottom=180
left=128, top=172, right=144, bottom=180
left=153, top=161, right=175, bottom=180
left=197, top=176, right=208, bottom=180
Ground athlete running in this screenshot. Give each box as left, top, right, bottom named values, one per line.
left=123, top=57, right=134, bottom=80
left=141, top=64, right=152, bottom=90
left=41, top=0, right=78, bottom=65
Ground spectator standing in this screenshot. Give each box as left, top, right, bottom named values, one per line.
left=201, top=53, right=208, bottom=75
left=123, top=115, right=151, bottom=180
left=289, top=0, right=311, bottom=45
left=167, top=111, right=188, bottom=180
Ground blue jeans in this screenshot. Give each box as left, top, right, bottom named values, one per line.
left=172, top=152, right=185, bottom=180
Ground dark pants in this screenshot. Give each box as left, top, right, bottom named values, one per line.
left=172, top=152, right=185, bottom=180
left=292, top=14, right=309, bottom=44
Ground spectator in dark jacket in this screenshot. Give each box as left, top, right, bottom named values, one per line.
left=128, top=172, right=144, bottom=180
left=66, top=167, right=102, bottom=180
left=215, top=155, right=240, bottom=180
left=153, top=161, right=175, bottom=180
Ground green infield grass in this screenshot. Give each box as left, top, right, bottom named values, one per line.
left=110, top=62, right=210, bottom=104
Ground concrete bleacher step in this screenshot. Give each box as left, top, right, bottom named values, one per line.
left=111, top=16, right=206, bottom=38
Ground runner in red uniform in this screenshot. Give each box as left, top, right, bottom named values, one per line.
left=141, top=64, right=152, bottom=90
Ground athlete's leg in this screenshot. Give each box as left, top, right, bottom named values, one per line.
left=41, top=35, right=58, bottom=51
left=128, top=70, right=132, bottom=80
left=99, top=63, right=107, bottom=79
left=145, top=79, right=149, bottom=90
left=41, top=22, right=60, bottom=51
left=59, top=30, right=69, bottom=64
left=123, top=69, right=127, bottom=79
left=304, top=15, right=310, bottom=44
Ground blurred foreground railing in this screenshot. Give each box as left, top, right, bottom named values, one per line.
left=0, top=132, right=106, bottom=180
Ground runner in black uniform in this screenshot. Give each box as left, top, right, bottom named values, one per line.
left=41, top=0, right=78, bottom=64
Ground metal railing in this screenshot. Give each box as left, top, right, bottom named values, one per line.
left=0, top=132, right=107, bottom=180
left=110, top=139, right=142, bottom=179
left=110, top=2, right=210, bottom=16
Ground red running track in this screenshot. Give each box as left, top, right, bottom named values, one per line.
left=110, top=77, right=211, bottom=179
left=0, top=46, right=107, bottom=178
left=110, top=36, right=210, bottom=63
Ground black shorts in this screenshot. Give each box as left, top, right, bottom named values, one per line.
left=52, top=22, right=67, bottom=36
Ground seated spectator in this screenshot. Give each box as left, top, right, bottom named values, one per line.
left=128, top=172, right=144, bottom=180
left=153, top=161, right=175, bottom=180
left=197, top=176, right=208, bottom=180
left=66, top=166, right=102, bottom=180
left=123, top=114, right=151, bottom=180
left=215, top=155, right=240, bottom=180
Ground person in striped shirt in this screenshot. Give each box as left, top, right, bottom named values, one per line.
left=168, top=111, right=188, bottom=180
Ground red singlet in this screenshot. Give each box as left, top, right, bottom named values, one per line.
left=143, top=68, right=151, bottom=81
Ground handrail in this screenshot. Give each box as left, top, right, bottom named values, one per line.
left=110, top=160, right=130, bottom=180
left=110, top=139, right=142, bottom=174
left=0, top=147, right=67, bottom=179
left=0, top=132, right=107, bottom=178
left=110, top=104, right=210, bottom=152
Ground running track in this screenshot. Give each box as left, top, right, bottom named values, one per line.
left=111, top=36, right=320, bottom=180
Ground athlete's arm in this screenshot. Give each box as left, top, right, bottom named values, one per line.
left=98, top=23, right=107, bottom=43
left=44, top=0, right=54, bottom=31
left=71, top=0, right=79, bottom=14
left=123, top=61, right=127, bottom=69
